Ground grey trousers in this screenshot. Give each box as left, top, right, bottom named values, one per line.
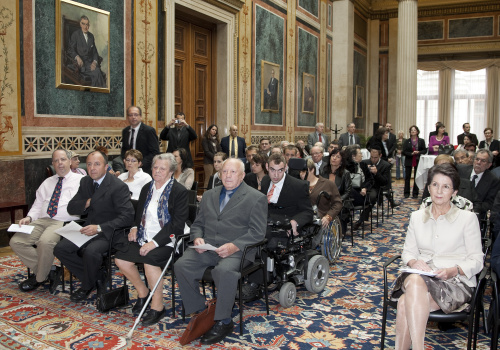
left=175, top=249, right=244, bottom=320
left=9, top=217, right=63, bottom=282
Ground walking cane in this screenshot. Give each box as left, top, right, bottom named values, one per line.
left=125, top=244, right=175, bottom=342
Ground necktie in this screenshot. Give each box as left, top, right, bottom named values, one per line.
left=47, top=177, right=64, bottom=218
left=267, top=184, right=276, bottom=203
left=220, top=190, right=233, bottom=212
left=93, top=181, right=100, bottom=194
left=319, top=134, right=322, bottom=142
left=472, top=174, right=478, bottom=187
left=230, top=138, right=235, bottom=157
left=130, top=128, right=135, bottom=149
left=350, top=134, right=354, bottom=145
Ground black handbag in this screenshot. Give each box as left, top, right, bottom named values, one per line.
left=438, top=144, right=454, bottom=155
left=95, top=285, right=129, bottom=313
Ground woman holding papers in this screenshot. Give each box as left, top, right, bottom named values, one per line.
left=115, top=153, right=188, bottom=326
left=391, top=163, right=483, bottom=350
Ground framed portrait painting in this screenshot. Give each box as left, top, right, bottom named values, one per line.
left=355, top=85, right=364, bottom=118
left=260, top=60, right=280, bottom=113
left=55, top=0, right=110, bottom=93
left=302, top=73, right=315, bottom=114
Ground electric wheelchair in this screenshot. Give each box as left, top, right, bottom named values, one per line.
left=264, top=191, right=342, bottom=308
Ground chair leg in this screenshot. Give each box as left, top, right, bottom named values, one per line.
left=171, top=270, right=176, bottom=318
left=380, top=300, right=388, bottom=350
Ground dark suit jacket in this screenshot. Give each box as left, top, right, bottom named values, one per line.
left=260, top=175, right=313, bottom=229
left=479, top=139, right=500, bottom=168
left=121, top=123, right=160, bottom=174
left=402, top=138, right=427, bottom=167
left=67, top=174, right=134, bottom=240
left=457, top=164, right=500, bottom=214
left=134, top=180, right=188, bottom=246
left=191, top=182, right=267, bottom=260
left=68, top=30, right=98, bottom=66
left=361, top=158, right=391, bottom=191
left=458, top=133, right=479, bottom=146
left=307, top=132, right=330, bottom=150
left=338, top=132, right=360, bottom=147
left=320, top=169, right=352, bottom=201
left=160, top=126, right=198, bottom=167
left=387, top=133, right=397, bottom=158
left=201, top=137, right=222, bottom=164
left=220, top=136, right=246, bottom=159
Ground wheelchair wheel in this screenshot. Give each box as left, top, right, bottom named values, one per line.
left=304, top=255, right=329, bottom=293
left=321, top=217, right=343, bottom=264
left=279, top=282, right=296, bottom=308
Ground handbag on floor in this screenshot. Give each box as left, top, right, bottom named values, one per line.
left=95, top=284, right=129, bottom=313
left=179, top=298, right=216, bottom=346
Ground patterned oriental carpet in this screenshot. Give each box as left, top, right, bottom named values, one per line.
left=0, top=184, right=494, bottom=349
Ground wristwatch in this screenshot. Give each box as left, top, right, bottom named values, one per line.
left=97, top=225, right=102, bottom=233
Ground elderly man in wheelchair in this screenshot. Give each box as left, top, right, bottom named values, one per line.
left=241, top=154, right=339, bottom=307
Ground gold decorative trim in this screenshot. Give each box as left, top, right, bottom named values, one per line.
left=419, top=41, right=500, bottom=55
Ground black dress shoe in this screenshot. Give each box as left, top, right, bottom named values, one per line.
left=19, top=275, right=43, bottom=292
left=412, top=194, right=419, bottom=199
left=70, top=287, right=95, bottom=302
left=200, top=320, right=234, bottom=345
left=391, top=202, right=401, bottom=208
left=353, top=221, right=362, bottom=230
left=132, top=293, right=150, bottom=314
left=49, top=266, right=63, bottom=294
left=141, top=307, right=166, bottom=326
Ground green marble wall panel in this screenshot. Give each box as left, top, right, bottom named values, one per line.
left=297, top=27, right=318, bottom=127
left=449, top=17, right=493, bottom=39
left=254, top=5, right=285, bottom=126
left=418, top=21, right=444, bottom=40
left=298, top=0, right=319, bottom=18
left=353, top=50, right=366, bottom=127
left=35, top=0, right=124, bottom=117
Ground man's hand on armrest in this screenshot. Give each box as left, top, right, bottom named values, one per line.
left=194, top=237, right=207, bottom=254
left=215, top=243, right=239, bottom=259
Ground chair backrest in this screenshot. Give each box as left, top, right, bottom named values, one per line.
left=191, top=181, right=199, bottom=192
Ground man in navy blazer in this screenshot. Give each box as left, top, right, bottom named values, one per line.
left=121, top=106, right=160, bottom=175
left=67, top=15, right=106, bottom=87
left=242, top=153, right=313, bottom=300
left=54, top=151, right=134, bottom=302
left=159, top=112, right=197, bottom=167
left=220, top=125, right=246, bottom=162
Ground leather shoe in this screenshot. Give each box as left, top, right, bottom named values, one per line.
left=404, top=194, right=410, bottom=198
left=200, top=320, right=234, bottom=345
left=240, top=282, right=261, bottom=302
left=353, top=221, right=362, bottom=230
left=70, top=287, right=95, bottom=302
left=141, top=307, right=166, bottom=326
left=391, top=202, right=401, bottom=208
left=412, top=194, right=419, bottom=199
left=132, top=292, right=150, bottom=314
left=49, top=266, right=63, bottom=294
left=19, top=275, right=43, bottom=292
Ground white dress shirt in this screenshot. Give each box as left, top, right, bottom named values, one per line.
left=267, top=173, right=286, bottom=204
left=143, top=179, right=172, bottom=247
left=28, top=171, right=84, bottom=222
left=118, top=169, right=152, bottom=200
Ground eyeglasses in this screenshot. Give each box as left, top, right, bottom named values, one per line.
left=311, top=152, right=323, bottom=156
left=124, top=158, right=138, bottom=163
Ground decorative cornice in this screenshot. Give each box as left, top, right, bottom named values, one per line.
left=204, top=0, right=244, bottom=14
left=419, top=41, right=500, bottom=56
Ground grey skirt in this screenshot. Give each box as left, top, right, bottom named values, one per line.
left=390, top=272, right=473, bottom=314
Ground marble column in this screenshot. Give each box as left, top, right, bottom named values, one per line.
left=396, top=0, right=418, bottom=137
left=367, top=19, right=380, bottom=133
left=331, top=0, right=354, bottom=133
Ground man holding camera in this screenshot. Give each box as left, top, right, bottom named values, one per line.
left=160, top=112, right=197, bottom=167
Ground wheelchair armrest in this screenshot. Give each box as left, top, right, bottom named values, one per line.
left=240, top=239, right=268, bottom=272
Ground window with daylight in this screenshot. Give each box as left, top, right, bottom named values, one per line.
left=416, top=70, right=439, bottom=143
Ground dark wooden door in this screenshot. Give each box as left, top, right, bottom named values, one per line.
left=174, top=18, right=215, bottom=189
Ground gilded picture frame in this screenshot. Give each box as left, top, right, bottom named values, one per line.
left=55, top=0, right=110, bottom=93
left=302, top=72, right=315, bottom=114
left=260, top=60, right=280, bottom=113
left=355, top=85, right=364, bottom=119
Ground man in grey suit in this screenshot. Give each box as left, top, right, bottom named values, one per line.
left=175, top=158, right=267, bottom=345
left=307, top=122, right=329, bottom=151
left=338, top=123, right=361, bottom=147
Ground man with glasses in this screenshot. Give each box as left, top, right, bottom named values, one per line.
left=310, top=145, right=327, bottom=175
left=121, top=105, right=160, bottom=175
left=10, top=150, right=84, bottom=293
left=453, top=149, right=470, bottom=165
left=457, top=149, right=500, bottom=219
left=241, top=153, right=313, bottom=301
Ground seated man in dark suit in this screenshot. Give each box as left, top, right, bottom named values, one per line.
left=54, top=150, right=134, bottom=302
left=175, top=159, right=267, bottom=345
left=457, top=122, right=479, bottom=146
left=457, top=149, right=500, bottom=220
left=354, top=146, right=391, bottom=230
left=242, top=153, right=313, bottom=300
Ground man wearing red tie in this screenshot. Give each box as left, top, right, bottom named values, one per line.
left=241, top=153, right=313, bottom=301
left=10, top=150, right=84, bottom=293
left=307, top=122, right=329, bottom=152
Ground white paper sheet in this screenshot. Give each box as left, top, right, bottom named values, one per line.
left=399, top=267, right=437, bottom=277
left=188, top=243, right=218, bottom=251
left=54, top=221, right=94, bottom=248
left=7, top=224, right=34, bottom=234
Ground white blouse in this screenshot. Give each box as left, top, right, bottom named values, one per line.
left=118, top=169, right=152, bottom=200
